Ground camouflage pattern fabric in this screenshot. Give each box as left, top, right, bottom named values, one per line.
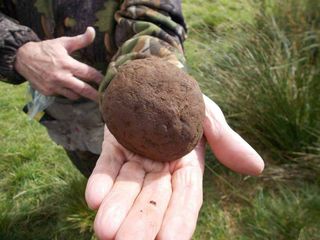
left=65, top=149, right=100, bottom=178
left=0, top=0, right=188, bottom=164
left=0, top=0, right=120, bottom=75
left=0, top=0, right=187, bottom=82
left=0, top=12, right=40, bottom=84
left=99, top=0, right=187, bottom=103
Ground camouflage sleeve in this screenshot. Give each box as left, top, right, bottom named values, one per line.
left=99, top=0, right=187, bottom=98
left=0, top=12, right=40, bottom=84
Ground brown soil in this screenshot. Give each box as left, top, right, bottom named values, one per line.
left=101, top=57, right=205, bottom=162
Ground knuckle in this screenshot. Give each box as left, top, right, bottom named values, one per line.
left=59, top=58, right=72, bottom=69
left=51, top=72, right=61, bottom=80
left=52, top=72, right=68, bottom=83
left=79, top=84, right=92, bottom=97
left=71, top=66, right=82, bottom=76
left=54, top=58, right=65, bottom=67
left=85, top=66, right=95, bottom=76
left=77, top=83, right=86, bottom=95
left=77, top=65, right=91, bottom=77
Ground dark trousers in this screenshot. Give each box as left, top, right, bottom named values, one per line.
left=65, top=150, right=100, bottom=178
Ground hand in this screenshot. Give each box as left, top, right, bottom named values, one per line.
left=85, top=95, right=264, bottom=240
left=14, top=27, right=103, bottom=101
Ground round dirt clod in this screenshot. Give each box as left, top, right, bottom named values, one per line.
left=101, top=57, right=205, bottom=162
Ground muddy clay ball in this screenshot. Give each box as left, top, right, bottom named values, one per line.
left=101, top=57, right=205, bottom=162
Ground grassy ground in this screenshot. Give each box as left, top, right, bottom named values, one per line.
left=1, top=0, right=320, bottom=239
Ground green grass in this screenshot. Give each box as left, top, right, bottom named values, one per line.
left=1, top=0, right=320, bottom=239
left=0, top=84, right=94, bottom=239
left=183, top=0, right=256, bottom=31
left=238, top=185, right=320, bottom=240
left=193, top=166, right=320, bottom=240
left=185, top=0, right=320, bottom=180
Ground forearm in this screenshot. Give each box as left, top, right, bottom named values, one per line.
left=100, top=0, right=187, bottom=95
left=0, top=12, right=39, bottom=84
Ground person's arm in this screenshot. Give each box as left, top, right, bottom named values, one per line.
left=0, top=0, right=104, bottom=101
left=0, top=12, right=40, bottom=84
left=89, top=1, right=258, bottom=239
left=99, top=0, right=187, bottom=97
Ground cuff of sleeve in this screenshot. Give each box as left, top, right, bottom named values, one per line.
left=99, top=36, right=185, bottom=88
left=98, top=35, right=187, bottom=109
left=0, top=17, right=40, bottom=84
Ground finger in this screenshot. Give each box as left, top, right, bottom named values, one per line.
left=203, top=95, right=264, bottom=175
left=116, top=165, right=172, bottom=240
left=157, top=142, right=205, bottom=240
left=85, top=144, right=124, bottom=210
left=61, top=26, right=95, bottom=53
left=94, top=161, right=146, bottom=240
left=58, top=88, right=81, bottom=100
left=68, top=57, right=104, bottom=84
left=64, top=76, right=99, bottom=102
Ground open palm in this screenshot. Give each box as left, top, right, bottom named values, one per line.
left=85, top=95, right=264, bottom=240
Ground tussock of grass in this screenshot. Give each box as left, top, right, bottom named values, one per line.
left=193, top=156, right=320, bottom=240
left=188, top=0, right=320, bottom=178
left=238, top=185, right=320, bottom=240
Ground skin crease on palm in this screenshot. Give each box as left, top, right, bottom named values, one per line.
left=14, top=27, right=264, bottom=240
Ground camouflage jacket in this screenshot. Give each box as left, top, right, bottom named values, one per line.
left=0, top=0, right=187, bottom=87
left=0, top=0, right=188, bottom=153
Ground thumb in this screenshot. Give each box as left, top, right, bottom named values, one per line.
left=61, top=26, right=95, bottom=53
left=203, top=95, right=264, bottom=176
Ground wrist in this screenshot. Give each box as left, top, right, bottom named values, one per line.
left=14, top=41, right=37, bottom=73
